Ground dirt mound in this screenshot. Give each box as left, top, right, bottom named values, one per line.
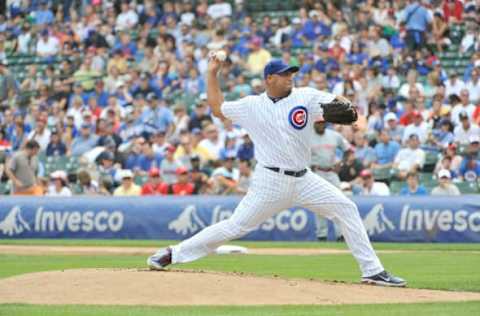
left=1, top=269, right=479, bottom=306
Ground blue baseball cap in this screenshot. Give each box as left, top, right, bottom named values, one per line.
left=263, top=59, right=299, bottom=79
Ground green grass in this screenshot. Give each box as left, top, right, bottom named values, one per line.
left=1, top=251, right=479, bottom=292
left=1, top=302, right=480, bottom=316
left=2, top=239, right=480, bottom=251
left=1, top=241, right=480, bottom=315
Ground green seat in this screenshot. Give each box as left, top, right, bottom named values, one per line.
left=134, top=175, right=149, bottom=186
left=0, top=182, right=11, bottom=195
left=373, top=167, right=391, bottom=181
left=389, top=181, right=405, bottom=195
left=456, top=182, right=479, bottom=194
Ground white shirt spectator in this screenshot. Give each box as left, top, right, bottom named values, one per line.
left=207, top=1, right=232, bottom=19
left=451, top=104, right=476, bottom=126
left=398, top=82, right=424, bottom=99
left=116, top=9, right=138, bottom=31
left=27, top=129, right=51, bottom=151
left=402, top=122, right=429, bottom=144
left=465, top=79, right=480, bottom=104
left=445, top=78, right=466, bottom=98
left=18, top=32, right=32, bottom=54
left=382, top=73, right=401, bottom=90
left=198, top=138, right=224, bottom=160
left=394, top=148, right=426, bottom=172
left=454, top=124, right=480, bottom=145
left=362, top=182, right=390, bottom=196
left=36, top=36, right=60, bottom=57
left=46, top=186, right=73, bottom=197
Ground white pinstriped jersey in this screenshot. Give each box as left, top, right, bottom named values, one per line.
left=221, top=87, right=336, bottom=170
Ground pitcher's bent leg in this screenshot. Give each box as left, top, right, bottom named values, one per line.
left=297, top=172, right=383, bottom=277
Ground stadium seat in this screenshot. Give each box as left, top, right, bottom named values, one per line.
left=456, top=181, right=480, bottom=194
left=0, top=182, right=11, bottom=195
left=373, top=167, right=391, bottom=181
left=389, top=181, right=404, bottom=195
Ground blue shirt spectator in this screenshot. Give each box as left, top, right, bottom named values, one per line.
left=459, top=157, right=480, bottom=182
left=374, top=135, right=400, bottom=166
left=400, top=2, right=432, bottom=32
left=400, top=185, right=428, bottom=196
left=35, top=3, right=54, bottom=25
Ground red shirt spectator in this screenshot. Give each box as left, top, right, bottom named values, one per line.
left=141, top=168, right=167, bottom=195
left=443, top=0, right=463, bottom=23
left=161, top=166, right=195, bottom=195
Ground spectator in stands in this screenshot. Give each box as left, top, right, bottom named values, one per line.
left=46, top=128, right=66, bottom=157
left=36, top=29, right=60, bottom=58
left=399, top=0, right=432, bottom=51
left=311, top=120, right=349, bottom=187
left=372, top=130, right=400, bottom=170
left=237, top=131, right=254, bottom=161
left=338, top=148, right=363, bottom=184
left=160, top=145, right=182, bottom=185
left=199, top=123, right=224, bottom=161
left=113, top=169, right=141, bottom=196
left=190, top=155, right=212, bottom=194
left=27, top=116, right=51, bottom=151
left=116, top=2, right=139, bottom=32
left=454, top=112, right=480, bottom=145
left=431, top=169, right=461, bottom=196
left=188, top=96, right=213, bottom=132
left=459, top=152, right=480, bottom=182
left=142, top=93, right=174, bottom=137
left=468, top=135, right=480, bottom=159
left=402, top=111, right=429, bottom=144
left=393, top=134, right=426, bottom=179
left=5, top=140, right=42, bottom=195
left=71, top=123, right=98, bottom=156
left=466, top=67, right=480, bottom=104
left=430, top=118, right=454, bottom=148
left=77, top=170, right=101, bottom=195
left=445, top=72, right=466, bottom=98
left=400, top=172, right=428, bottom=196
left=383, top=112, right=404, bottom=143
left=211, top=152, right=240, bottom=195
left=358, top=169, right=390, bottom=196
left=46, top=170, right=72, bottom=197
left=451, top=89, right=476, bottom=126
left=353, top=132, right=375, bottom=168
left=235, top=159, right=252, bottom=195
left=162, top=166, right=195, bottom=195
left=141, top=168, right=166, bottom=195
left=246, top=37, right=272, bottom=75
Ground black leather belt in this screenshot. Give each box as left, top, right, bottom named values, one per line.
left=265, top=166, right=307, bottom=177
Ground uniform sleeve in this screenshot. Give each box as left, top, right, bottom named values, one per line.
left=304, top=87, right=337, bottom=121
left=220, top=96, right=252, bottom=125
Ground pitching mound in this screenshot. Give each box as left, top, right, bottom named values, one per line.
left=1, top=269, right=479, bottom=306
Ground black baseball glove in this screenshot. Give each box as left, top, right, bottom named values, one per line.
left=320, top=98, right=358, bottom=125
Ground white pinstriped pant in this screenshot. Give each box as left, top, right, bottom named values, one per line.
left=171, top=166, right=383, bottom=277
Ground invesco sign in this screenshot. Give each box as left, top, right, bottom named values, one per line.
left=34, top=208, right=124, bottom=232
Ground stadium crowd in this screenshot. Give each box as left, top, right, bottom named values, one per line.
left=0, top=0, right=479, bottom=197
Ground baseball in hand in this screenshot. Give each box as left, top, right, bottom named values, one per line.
left=209, top=50, right=227, bottom=62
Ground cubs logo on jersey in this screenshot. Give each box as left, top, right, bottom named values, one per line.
left=288, top=106, right=308, bottom=130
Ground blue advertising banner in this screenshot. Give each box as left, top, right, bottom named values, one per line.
left=0, top=196, right=317, bottom=241
left=0, top=196, right=479, bottom=242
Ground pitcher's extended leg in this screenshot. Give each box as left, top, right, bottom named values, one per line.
left=296, top=171, right=383, bottom=277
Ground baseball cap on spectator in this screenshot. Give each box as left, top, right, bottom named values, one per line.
left=41, top=29, right=49, bottom=36
left=470, top=135, right=480, bottom=144
left=459, top=111, right=469, bottom=121
left=191, top=127, right=202, bottom=135
left=360, top=169, right=373, bottom=178
left=412, top=111, right=422, bottom=119
left=190, top=154, right=200, bottom=161
left=264, top=59, right=299, bottom=79
left=119, top=169, right=134, bottom=179
left=149, top=167, right=160, bottom=177
left=199, top=93, right=207, bottom=101
left=309, top=10, right=319, bottom=18
left=438, top=169, right=451, bottom=179
left=167, top=144, right=176, bottom=154
left=251, top=78, right=262, bottom=87
left=50, top=170, right=67, bottom=181
left=176, top=166, right=189, bottom=175
left=384, top=112, right=397, bottom=122
left=147, top=92, right=158, bottom=101
left=100, top=151, right=114, bottom=161
left=83, top=110, right=93, bottom=117
left=51, top=127, right=59, bottom=134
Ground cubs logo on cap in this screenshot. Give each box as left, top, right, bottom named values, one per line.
left=289, top=106, right=308, bottom=130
